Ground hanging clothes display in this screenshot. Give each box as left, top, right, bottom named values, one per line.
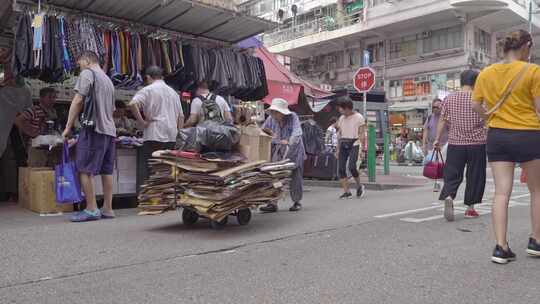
left=12, top=10, right=269, bottom=101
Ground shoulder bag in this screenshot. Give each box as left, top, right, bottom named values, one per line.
left=485, top=63, right=529, bottom=116
left=80, top=69, right=97, bottom=129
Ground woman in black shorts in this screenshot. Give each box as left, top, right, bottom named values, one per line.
left=472, top=30, right=540, bottom=264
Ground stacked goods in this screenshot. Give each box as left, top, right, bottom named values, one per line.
left=138, top=151, right=295, bottom=221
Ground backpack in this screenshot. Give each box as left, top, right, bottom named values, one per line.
left=198, top=94, right=224, bottom=123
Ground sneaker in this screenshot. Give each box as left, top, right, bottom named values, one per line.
left=289, top=202, right=302, bottom=212
left=444, top=197, right=455, bottom=222
left=492, top=244, right=517, bottom=264
left=356, top=185, right=366, bottom=198
left=340, top=192, right=353, bottom=199
left=71, top=209, right=101, bottom=222
left=433, top=183, right=441, bottom=193
left=527, top=238, right=540, bottom=257
left=464, top=209, right=479, bottom=219
left=100, top=209, right=116, bottom=219
left=260, top=204, right=278, bottom=213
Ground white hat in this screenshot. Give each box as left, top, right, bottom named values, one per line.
left=267, top=98, right=292, bottom=115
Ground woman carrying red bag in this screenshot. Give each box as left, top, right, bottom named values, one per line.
left=434, top=69, right=487, bottom=222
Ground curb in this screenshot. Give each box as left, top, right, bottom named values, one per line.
left=303, top=179, right=425, bottom=191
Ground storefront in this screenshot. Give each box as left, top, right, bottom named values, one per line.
left=0, top=0, right=274, bottom=212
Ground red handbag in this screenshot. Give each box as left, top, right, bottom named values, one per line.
left=423, top=149, right=445, bottom=180
left=521, top=171, right=527, bottom=184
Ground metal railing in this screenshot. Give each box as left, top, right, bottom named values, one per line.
left=263, top=12, right=364, bottom=46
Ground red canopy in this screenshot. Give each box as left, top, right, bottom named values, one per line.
left=254, top=47, right=333, bottom=105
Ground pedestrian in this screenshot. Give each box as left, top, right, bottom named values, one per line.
left=128, top=66, right=184, bottom=181
left=16, top=87, right=59, bottom=166
left=423, top=98, right=449, bottom=192
left=185, top=81, right=232, bottom=127
left=472, top=30, right=540, bottom=264
left=62, top=51, right=116, bottom=222
left=259, top=98, right=306, bottom=212
left=336, top=97, right=366, bottom=199
left=325, top=116, right=339, bottom=153
left=434, top=69, right=486, bottom=222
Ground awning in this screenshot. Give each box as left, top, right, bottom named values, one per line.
left=389, top=101, right=430, bottom=112
left=254, top=46, right=334, bottom=105
left=307, top=99, right=332, bottom=113
left=15, top=0, right=275, bottom=43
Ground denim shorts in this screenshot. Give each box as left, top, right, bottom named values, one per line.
left=487, top=128, right=540, bottom=163
left=76, top=128, right=116, bottom=175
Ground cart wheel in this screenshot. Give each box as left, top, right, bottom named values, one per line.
left=210, top=217, right=228, bottom=230
left=237, top=209, right=251, bottom=226
left=182, top=209, right=199, bottom=226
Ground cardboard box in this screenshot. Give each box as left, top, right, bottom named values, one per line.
left=239, top=125, right=272, bottom=162
left=18, top=167, right=74, bottom=214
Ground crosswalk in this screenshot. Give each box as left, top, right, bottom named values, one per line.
left=374, top=179, right=531, bottom=224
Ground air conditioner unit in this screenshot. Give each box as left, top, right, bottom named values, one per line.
left=313, top=7, right=323, bottom=16
left=422, top=31, right=432, bottom=38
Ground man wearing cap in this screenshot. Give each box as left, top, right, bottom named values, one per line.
left=259, top=98, right=306, bottom=212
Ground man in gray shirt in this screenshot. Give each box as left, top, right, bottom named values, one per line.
left=62, top=51, right=117, bottom=222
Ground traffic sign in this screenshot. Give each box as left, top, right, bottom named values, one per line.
left=353, top=67, right=376, bottom=93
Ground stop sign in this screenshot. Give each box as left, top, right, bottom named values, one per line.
left=353, top=67, right=376, bottom=93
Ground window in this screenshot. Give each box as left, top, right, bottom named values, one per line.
left=403, top=79, right=416, bottom=96
left=475, top=28, right=491, bottom=55
left=422, top=26, right=463, bottom=53
left=389, top=80, right=403, bottom=98
left=416, top=81, right=431, bottom=96
left=367, top=42, right=385, bottom=63
left=390, top=35, right=418, bottom=59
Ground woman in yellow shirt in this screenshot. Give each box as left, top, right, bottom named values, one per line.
left=472, top=30, right=540, bottom=264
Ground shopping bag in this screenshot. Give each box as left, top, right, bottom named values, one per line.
left=55, top=142, right=83, bottom=204
left=423, top=149, right=445, bottom=180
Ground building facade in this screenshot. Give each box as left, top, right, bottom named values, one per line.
left=240, top=0, right=540, bottom=130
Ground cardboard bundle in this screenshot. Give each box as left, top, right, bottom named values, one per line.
left=138, top=150, right=295, bottom=220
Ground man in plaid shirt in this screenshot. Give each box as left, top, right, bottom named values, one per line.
left=434, top=70, right=487, bottom=222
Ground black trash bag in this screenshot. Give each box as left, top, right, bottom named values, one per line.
left=175, top=127, right=203, bottom=152
left=198, top=121, right=240, bottom=152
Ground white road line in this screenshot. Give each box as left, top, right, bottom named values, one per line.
left=401, top=215, right=443, bottom=223
left=374, top=193, right=530, bottom=220
left=374, top=206, right=445, bottom=218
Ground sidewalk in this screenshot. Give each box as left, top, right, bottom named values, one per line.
left=303, top=172, right=428, bottom=191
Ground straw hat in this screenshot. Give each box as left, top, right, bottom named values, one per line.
left=267, top=98, right=292, bottom=116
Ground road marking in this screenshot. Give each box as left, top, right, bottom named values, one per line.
left=374, top=193, right=530, bottom=221
left=374, top=206, right=441, bottom=218
left=400, top=201, right=525, bottom=223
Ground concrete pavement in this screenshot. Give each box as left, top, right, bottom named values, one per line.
left=0, top=166, right=538, bottom=303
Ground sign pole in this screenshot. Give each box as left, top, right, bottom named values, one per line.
left=363, top=92, right=367, bottom=119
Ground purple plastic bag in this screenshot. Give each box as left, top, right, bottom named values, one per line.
left=55, top=142, right=83, bottom=204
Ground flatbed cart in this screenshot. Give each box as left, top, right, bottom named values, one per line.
left=174, top=144, right=290, bottom=230
left=177, top=205, right=257, bottom=229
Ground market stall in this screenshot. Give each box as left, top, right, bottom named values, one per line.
left=0, top=0, right=274, bottom=214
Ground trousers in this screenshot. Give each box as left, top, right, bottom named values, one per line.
left=141, top=141, right=175, bottom=181
left=439, top=144, right=487, bottom=206
left=338, top=139, right=359, bottom=179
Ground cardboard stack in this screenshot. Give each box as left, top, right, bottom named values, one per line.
left=137, top=150, right=294, bottom=220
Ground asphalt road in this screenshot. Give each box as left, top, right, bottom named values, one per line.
left=1, top=166, right=538, bottom=304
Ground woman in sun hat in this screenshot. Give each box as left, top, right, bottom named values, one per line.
left=259, top=98, right=306, bottom=213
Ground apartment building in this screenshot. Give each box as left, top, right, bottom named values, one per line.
left=240, top=0, right=540, bottom=129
